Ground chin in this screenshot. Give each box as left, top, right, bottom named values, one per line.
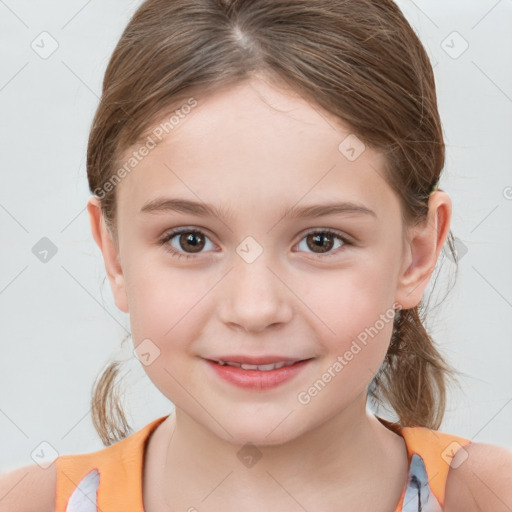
left=213, top=414, right=308, bottom=447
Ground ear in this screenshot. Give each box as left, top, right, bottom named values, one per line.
left=87, top=196, right=129, bottom=313
left=394, top=190, right=452, bottom=310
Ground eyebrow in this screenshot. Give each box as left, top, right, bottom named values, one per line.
left=140, top=197, right=376, bottom=221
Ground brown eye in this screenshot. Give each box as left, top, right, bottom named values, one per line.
left=159, top=228, right=214, bottom=259
left=176, top=231, right=206, bottom=253
left=306, top=232, right=335, bottom=253
left=297, top=229, right=350, bottom=257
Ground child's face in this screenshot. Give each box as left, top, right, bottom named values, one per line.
left=96, top=77, right=440, bottom=445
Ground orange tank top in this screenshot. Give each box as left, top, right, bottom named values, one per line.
left=54, top=415, right=471, bottom=511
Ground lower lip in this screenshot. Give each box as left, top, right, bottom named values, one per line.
left=205, top=359, right=312, bottom=390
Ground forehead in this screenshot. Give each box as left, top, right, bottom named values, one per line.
left=116, top=78, right=399, bottom=223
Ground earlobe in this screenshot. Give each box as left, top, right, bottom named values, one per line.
left=395, top=191, right=452, bottom=310
left=87, top=196, right=129, bottom=313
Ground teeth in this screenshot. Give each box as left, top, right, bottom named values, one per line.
left=216, top=360, right=297, bottom=371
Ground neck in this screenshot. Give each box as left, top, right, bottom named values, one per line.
left=151, top=393, right=408, bottom=511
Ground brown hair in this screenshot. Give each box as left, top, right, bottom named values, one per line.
left=87, top=0, right=460, bottom=446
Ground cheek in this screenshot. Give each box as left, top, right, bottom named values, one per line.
left=304, top=264, right=396, bottom=339
left=297, top=295, right=396, bottom=416
left=125, top=266, right=213, bottom=404
left=124, top=264, right=210, bottom=381
left=298, top=266, right=397, bottom=394
left=125, top=256, right=209, bottom=335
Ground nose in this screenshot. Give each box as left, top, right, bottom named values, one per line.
left=217, top=256, right=294, bottom=333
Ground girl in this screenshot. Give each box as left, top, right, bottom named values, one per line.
left=1, top=0, right=511, bottom=511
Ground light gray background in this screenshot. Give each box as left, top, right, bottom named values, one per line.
left=1, top=0, right=511, bottom=473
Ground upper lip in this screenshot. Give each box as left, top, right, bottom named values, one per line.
left=205, top=355, right=311, bottom=365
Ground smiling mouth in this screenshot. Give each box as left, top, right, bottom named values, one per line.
left=208, top=359, right=313, bottom=371
left=204, top=357, right=314, bottom=390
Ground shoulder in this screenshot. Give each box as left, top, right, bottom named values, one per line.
left=444, top=440, right=512, bottom=512
left=0, top=463, right=56, bottom=512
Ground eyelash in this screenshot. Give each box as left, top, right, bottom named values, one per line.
left=158, top=227, right=353, bottom=261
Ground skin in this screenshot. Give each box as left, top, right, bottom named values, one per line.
left=87, top=76, right=452, bottom=511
